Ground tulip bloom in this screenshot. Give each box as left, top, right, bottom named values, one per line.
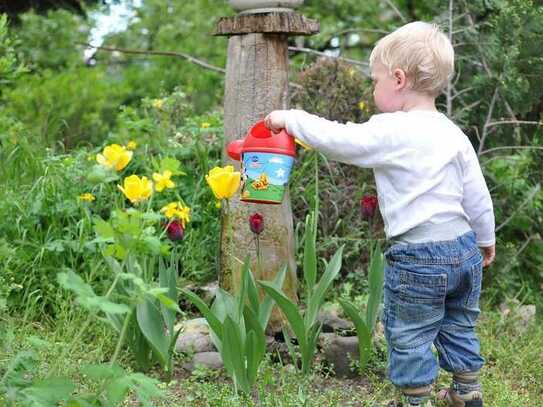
left=118, top=175, right=153, bottom=204
left=249, top=213, right=264, bottom=235
left=96, top=144, right=133, bottom=171
left=360, top=195, right=378, bottom=219
left=160, top=202, right=191, bottom=227
left=205, top=165, right=241, bottom=200
left=165, top=220, right=184, bottom=242
left=153, top=170, right=175, bottom=192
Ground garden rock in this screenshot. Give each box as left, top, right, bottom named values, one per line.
left=176, top=331, right=215, bottom=353
left=319, top=333, right=359, bottom=378
left=183, top=352, right=223, bottom=372
left=174, top=317, right=209, bottom=335
left=317, top=309, right=354, bottom=333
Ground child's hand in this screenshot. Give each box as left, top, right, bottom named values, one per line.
left=480, top=245, right=495, bottom=268
left=264, top=110, right=288, bottom=134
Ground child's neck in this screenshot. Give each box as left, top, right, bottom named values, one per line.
left=401, top=91, right=437, bottom=112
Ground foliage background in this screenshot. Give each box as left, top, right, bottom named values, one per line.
left=0, top=0, right=542, bottom=370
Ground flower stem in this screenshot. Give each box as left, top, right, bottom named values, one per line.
left=110, top=308, right=134, bottom=367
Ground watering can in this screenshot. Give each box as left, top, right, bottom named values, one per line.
left=227, top=120, right=296, bottom=204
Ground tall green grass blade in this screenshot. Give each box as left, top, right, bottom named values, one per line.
left=339, top=299, right=372, bottom=371
left=366, top=242, right=385, bottom=332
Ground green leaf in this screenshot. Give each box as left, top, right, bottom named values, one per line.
left=243, top=257, right=260, bottom=315
left=305, top=245, right=344, bottom=327
left=339, top=299, right=372, bottom=371
left=21, top=377, right=75, bottom=406
left=136, top=298, right=169, bottom=367
left=94, top=218, right=115, bottom=239
left=160, top=157, right=186, bottom=176
left=258, top=265, right=288, bottom=330
left=180, top=288, right=223, bottom=341
left=223, top=316, right=249, bottom=393
left=259, top=281, right=306, bottom=350
left=366, top=242, right=385, bottom=332
left=81, top=363, right=125, bottom=380
left=243, top=307, right=266, bottom=385
left=303, top=212, right=317, bottom=292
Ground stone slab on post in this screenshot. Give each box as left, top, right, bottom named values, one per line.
left=215, top=5, right=318, bottom=333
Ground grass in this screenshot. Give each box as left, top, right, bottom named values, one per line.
left=1, top=302, right=541, bottom=406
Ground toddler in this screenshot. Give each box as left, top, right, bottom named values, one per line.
left=265, top=21, right=495, bottom=407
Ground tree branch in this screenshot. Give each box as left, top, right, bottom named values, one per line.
left=81, top=42, right=305, bottom=90
left=477, top=87, right=498, bottom=156
left=83, top=42, right=226, bottom=74
left=383, top=0, right=407, bottom=22
left=479, top=145, right=543, bottom=156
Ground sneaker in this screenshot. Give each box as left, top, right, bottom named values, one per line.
left=437, top=388, right=483, bottom=407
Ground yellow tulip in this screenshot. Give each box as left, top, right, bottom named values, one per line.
left=126, top=140, right=137, bottom=150
left=152, top=170, right=175, bottom=192
left=118, top=175, right=153, bottom=204
left=152, top=99, right=164, bottom=109
left=201, top=122, right=211, bottom=129
left=205, top=165, right=241, bottom=200
left=96, top=144, right=133, bottom=172
left=358, top=101, right=367, bottom=111
left=160, top=202, right=191, bottom=226
left=79, top=193, right=96, bottom=202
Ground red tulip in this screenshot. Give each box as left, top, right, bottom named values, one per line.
left=360, top=195, right=378, bottom=220
left=165, top=220, right=184, bottom=242
left=249, top=213, right=264, bottom=235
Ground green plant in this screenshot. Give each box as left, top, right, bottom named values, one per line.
left=338, top=241, right=384, bottom=372
left=259, top=197, right=345, bottom=375
left=181, top=258, right=287, bottom=394
left=0, top=335, right=164, bottom=407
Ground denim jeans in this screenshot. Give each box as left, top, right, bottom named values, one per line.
left=383, top=231, right=484, bottom=389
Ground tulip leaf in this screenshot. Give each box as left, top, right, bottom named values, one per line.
left=304, top=212, right=317, bottom=292
left=223, top=316, right=248, bottom=393
left=180, top=288, right=223, bottom=342
left=243, top=257, right=260, bottom=315
left=258, top=265, right=287, bottom=330
left=259, top=282, right=306, bottom=349
left=305, top=245, right=344, bottom=327
left=339, top=299, right=372, bottom=371
left=136, top=298, right=169, bottom=367
left=366, top=242, right=384, bottom=332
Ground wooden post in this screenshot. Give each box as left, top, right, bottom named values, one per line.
left=214, top=10, right=318, bottom=332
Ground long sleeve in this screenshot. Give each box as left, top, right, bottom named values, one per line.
left=283, top=109, right=391, bottom=168
left=460, top=141, right=496, bottom=247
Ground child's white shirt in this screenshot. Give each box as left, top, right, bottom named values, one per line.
left=283, top=109, right=496, bottom=247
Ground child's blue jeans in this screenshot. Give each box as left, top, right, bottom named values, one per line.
left=383, top=231, right=484, bottom=390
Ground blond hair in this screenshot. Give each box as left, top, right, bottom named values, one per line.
left=369, top=21, right=454, bottom=96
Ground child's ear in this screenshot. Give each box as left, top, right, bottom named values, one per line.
left=392, top=68, right=408, bottom=91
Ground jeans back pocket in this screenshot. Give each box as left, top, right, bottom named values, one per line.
left=398, top=269, right=447, bottom=322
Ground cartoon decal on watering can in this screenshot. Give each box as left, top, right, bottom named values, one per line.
left=227, top=120, right=296, bottom=204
